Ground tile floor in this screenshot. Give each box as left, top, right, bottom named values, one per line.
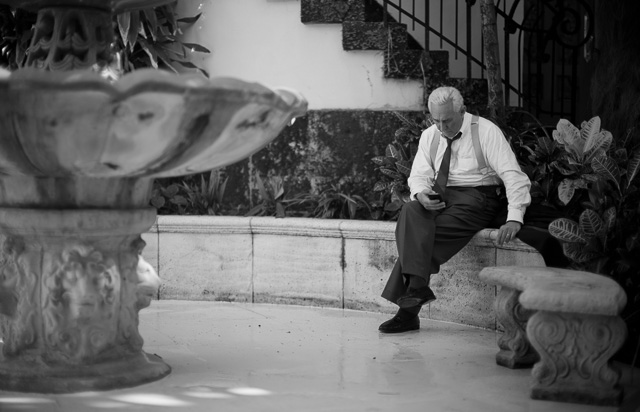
left=0, top=300, right=637, bottom=412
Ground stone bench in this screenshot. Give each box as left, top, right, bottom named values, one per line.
left=478, top=266, right=628, bottom=406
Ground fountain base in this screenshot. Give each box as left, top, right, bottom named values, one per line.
left=0, top=352, right=170, bottom=393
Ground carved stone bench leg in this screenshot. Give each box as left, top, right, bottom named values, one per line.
left=526, top=310, right=627, bottom=406
left=494, top=286, right=538, bottom=368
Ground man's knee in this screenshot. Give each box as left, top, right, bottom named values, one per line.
left=400, top=200, right=429, bottom=219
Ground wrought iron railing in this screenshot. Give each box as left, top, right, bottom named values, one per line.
left=380, top=0, right=594, bottom=123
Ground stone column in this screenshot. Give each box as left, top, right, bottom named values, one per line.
left=0, top=207, right=169, bottom=393
left=494, top=286, right=537, bottom=368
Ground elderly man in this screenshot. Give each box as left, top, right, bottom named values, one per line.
left=379, top=86, right=532, bottom=333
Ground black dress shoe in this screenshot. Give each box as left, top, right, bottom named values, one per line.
left=378, top=315, right=419, bottom=333
left=397, top=286, right=436, bottom=309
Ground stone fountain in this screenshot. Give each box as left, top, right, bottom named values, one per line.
left=0, top=0, right=307, bottom=393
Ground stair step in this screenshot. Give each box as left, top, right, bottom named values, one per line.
left=384, top=49, right=447, bottom=81
left=342, top=21, right=408, bottom=51
left=301, top=0, right=366, bottom=24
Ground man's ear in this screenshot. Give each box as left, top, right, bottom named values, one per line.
left=460, top=105, right=466, bottom=115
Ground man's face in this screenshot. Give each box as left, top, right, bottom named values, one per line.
left=430, top=101, right=465, bottom=138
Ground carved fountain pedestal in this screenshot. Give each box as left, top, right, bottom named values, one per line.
left=0, top=0, right=306, bottom=393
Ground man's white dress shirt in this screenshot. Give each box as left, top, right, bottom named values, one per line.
left=408, top=112, right=531, bottom=223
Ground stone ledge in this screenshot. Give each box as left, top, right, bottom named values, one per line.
left=144, top=216, right=545, bottom=330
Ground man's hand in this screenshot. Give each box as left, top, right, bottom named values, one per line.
left=416, top=189, right=446, bottom=211
left=497, top=221, right=522, bottom=246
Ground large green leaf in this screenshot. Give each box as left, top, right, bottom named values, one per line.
left=626, top=150, right=640, bottom=189
left=183, top=42, right=211, bottom=53
left=385, top=144, right=398, bottom=159
left=603, top=206, right=616, bottom=232
left=581, top=117, right=612, bottom=160
left=177, top=13, right=202, bottom=24
left=553, top=119, right=583, bottom=157
left=371, top=156, right=386, bottom=166
left=549, top=218, right=588, bottom=243
left=584, top=128, right=612, bottom=162
left=592, top=155, right=621, bottom=191
left=579, top=209, right=604, bottom=239
left=136, top=37, right=159, bottom=69
left=143, top=8, right=159, bottom=40
left=535, top=135, right=555, bottom=157
left=117, top=12, right=131, bottom=48
left=562, top=242, right=600, bottom=263
left=127, top=11, right=141, bottom=52
left=557, top=179, right=576, bottom=205
left=396, top=160, right=412, bottom=176
left=380, top=168, right=402, bottom=180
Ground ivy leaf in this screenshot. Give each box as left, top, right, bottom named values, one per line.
left=549, top=218, right=588, bottom=243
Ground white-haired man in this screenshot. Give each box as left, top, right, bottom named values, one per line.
left=379, top=86, right=532, bottom=333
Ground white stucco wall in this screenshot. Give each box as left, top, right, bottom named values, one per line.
left=176, top=0, right=424, bottom=111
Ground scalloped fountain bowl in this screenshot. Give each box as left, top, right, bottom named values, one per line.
left=0, top=68, right=306, bottom=179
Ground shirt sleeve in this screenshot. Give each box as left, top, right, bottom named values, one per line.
left=480, top=120, right=531, bottom=223
left=407, top=127, right=437, bottom=200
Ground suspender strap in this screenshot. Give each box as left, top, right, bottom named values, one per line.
left=429, top=128, right=440, bottom=169
left=470, top=115, right=488, bottom=172
left=428, top=115, right=488, bottom=172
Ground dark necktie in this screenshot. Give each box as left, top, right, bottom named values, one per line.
left=433, top=131, right=462, bottom=196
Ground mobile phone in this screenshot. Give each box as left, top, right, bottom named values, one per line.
left=427, top=193, right=442, bottom=201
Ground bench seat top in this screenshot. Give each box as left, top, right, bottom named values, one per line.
left=478, top=266, right=627, bottom=316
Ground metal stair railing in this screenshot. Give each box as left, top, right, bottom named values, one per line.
left=379, top=0, right=594, bottom=122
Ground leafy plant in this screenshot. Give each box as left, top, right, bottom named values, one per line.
left=0, top=2, right=209, bottom=76
left=547, top=118, right=640, bottom=274
left=312, top=185, right=371, bottom=220
left=545, top=117, right=640, bottom=366
left=246, top=173, right=287, bottom=218
left=180, top=170, right=228, bottom=215
left=115, top=2, right=210, bottom=76
left=150, top=181, right=188, bottom=215
left=371, top=112, right=431, bottom=219
left=495, top=110, right=567, bottom=207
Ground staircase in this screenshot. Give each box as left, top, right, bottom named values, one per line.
left=300, top=0, right=488, bottom=112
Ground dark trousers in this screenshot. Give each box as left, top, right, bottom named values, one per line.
left=381, top=187, right=568, bottom=304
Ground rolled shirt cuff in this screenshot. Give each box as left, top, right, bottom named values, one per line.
left=506, top=207, right=525, bottom=224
